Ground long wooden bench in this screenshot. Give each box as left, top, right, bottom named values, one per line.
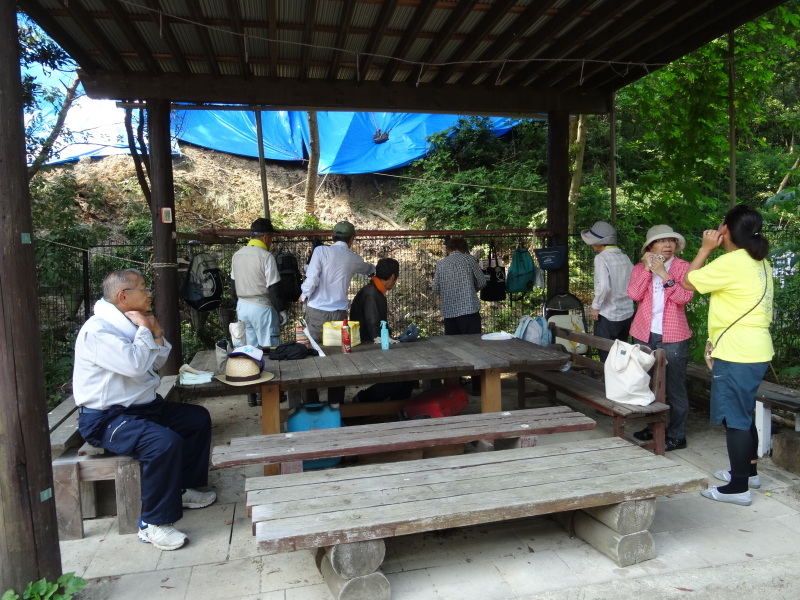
left=685, top=361, right=800, bottom=456
left=246, top=437, right=707, bottom=600
left=49, top=375, right=178, bottom=540
left=517, top=324, right=670, bottom=455
left=212, top=405, right=597, bottom=473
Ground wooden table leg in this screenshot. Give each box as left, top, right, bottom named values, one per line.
left=260, top=383, right=281, bottom=476
left=480, top=368, right=502, bottom=414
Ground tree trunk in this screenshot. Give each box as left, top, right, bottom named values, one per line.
left=125, top=106, right=152, bottom=208
left=305, top=110, right=320, bottom=214
left=255, top=109, right=271, bottom=219
left=27, top=74, right=80, bottom=179
left=568, top=114, right=588, bottom=232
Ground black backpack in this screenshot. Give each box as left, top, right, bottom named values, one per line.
left=182, top=252, right=223, bottom=312
left=275, top=249, right=302, bottom=304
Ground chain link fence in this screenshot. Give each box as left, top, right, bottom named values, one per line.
left=37, top=228, right=799, bottom=405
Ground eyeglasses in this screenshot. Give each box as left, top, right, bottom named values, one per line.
left=123, top=288, right=152, bottom=295
left=654, top=238, right=678, bottom=244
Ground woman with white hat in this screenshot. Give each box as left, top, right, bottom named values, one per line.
left=628, top=225, right=694, bottom=451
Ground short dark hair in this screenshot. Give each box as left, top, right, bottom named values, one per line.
left=445, top=236, right=468, bottom=253
left=375, top=258, right=400, bottom=280
left=251, top=217, right=277, bottom=237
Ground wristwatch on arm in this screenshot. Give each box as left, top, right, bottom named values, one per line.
left=662, top=279, right=676, bottom=288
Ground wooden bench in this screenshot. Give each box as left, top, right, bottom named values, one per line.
left=246, top=437, right=707, bottom=600
left=49, top=375, right=178, bottom=540
left=517, top=324, right=670, bottom=455
left=685, top=361, right=800, bottom=456
left=212, top=406, right=597, bottom=473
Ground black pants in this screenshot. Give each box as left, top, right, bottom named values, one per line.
left=444, top=312, right=482, bottom=335
left=78, top=396, right=212, bottom=525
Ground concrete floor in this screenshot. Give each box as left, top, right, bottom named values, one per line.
left=66, top=377, right=800, bottom=600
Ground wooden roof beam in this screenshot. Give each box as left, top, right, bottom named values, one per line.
left=63, top=0, right=128, bottom=72
left=433, top=0, right=524, bottom=86
left=300, top=0, right=318, bottom=81
left=328, top=0, right=358, bottom=80
left=79, top=70, right=610, bottom=115
left=186, top=1, right=220, bottom=78
left=548, top=0, right=708, bottom=90
left=226, top=0, right=251, bottom=78
left=359, top=0, right=399, bottom=81
left=19, top=1, right=98, bottom=74
left=380, top=0, right=438, bottom=84
left=583, top=0, right=788, bottom=92
left=101, top=0, right=160, bottom=74
left=509, top=0, right=658, bottom=88
left=411, top=0, right=479, bottom=85
left=143, top=0, right=190, bottom=75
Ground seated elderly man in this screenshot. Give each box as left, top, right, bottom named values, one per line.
left=73, top=269, right=216, bottom=551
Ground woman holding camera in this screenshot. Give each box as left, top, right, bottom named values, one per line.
left=628, top=225, right=694, bottom=452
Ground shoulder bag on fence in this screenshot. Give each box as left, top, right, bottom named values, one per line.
left=603, top=340, right=656, bottom=405
left=704, top=261, right=768, bottom=371
left=534, top=237, right=567, bottom=271
left=480, top=244, right=507, bottom=302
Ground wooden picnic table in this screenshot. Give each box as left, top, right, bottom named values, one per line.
left=184, top=335, right=569, bottom=443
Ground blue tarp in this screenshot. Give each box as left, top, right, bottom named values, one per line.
left=28, top=67, right=522, bottom=174
left=174, top=110, right=520, bottom=174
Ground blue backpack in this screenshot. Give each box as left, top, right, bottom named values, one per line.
left=506, top=247, right=537, bottom=295
left=514, top=315, right=552, bottom=346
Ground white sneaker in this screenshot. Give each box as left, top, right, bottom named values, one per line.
left=182, top=488, right=216, bottom=509
left=138, top=522, right=187, bottom=550
left=713, top=469, right=761, bottom=489
left=700, top=487, right=752, bottom=506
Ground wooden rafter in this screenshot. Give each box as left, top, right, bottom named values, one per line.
left=101, top=0, right=160, bottom=74
left=433, top=0, right=520, bottom=86
left=380, top=0, right=438, bottom=84
left=143, top=0, right=189, bottom=75
left=226, top=0, right=250, bottom=78
left=358, top=0, right=399, bottom=81
left=186, top=1, right=220, bottom=78
left=328, top=0, right=358, bottom=80
left=63, top=0, right=128, bottom=72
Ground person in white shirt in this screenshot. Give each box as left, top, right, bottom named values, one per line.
left=580, top=221, right=635, bottom=361
left=300, top=220, right=374, bottom=342
left=73, top=269, right=216, bottom=552
left=299, top=221, right=374, bottom=404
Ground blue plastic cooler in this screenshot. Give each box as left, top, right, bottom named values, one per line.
left=286, top=403, right=342, bottom=470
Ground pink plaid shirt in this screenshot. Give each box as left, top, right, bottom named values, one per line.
left=627, top=257, right=694, bottom=343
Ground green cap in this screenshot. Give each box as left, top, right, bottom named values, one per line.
left=333, top=221, right=356, bottom=237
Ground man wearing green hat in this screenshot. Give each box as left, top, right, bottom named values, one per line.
left=300, top=220, right=374, bottom=344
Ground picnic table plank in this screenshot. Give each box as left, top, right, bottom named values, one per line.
left=250, top=440, right=707, bottom=553
left=246, top=437, right=630, bottom=496
left=213, top=409, right=595, bottom=468
left=426, top=335, right=510, bottom=370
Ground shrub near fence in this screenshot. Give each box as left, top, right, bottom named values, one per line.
left=36, top=228, right=799, bottom=407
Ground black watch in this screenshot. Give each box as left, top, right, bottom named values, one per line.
left=663, top=279, right=676, bottom=288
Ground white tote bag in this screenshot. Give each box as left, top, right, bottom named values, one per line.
left=603, top=340, right=656, bottom=405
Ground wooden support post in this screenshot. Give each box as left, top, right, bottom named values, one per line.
left=115, top=458, right=142, bottom=534
left=261, top=383, right=281, bottom=475
left=480, top=368, right=502, bottom=414
left=582, top=499, right=656, bottom=535
left=573, top=510, right=656, bottom=567
left=0, top=1, right=62, bottom=588
left=53, top=463, right=83, bottom=541
left=326, top=540, right=386, bottom=579
left=319, top=552, right=390, bottom=600
left=546, top=111, right=570, bottom=296
left=147, top=98, right=181, bottom=375
left=755, top=400, right=772, bottom=457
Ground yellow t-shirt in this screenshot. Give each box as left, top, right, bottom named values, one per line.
left=686, top=249, right=773, bottom=363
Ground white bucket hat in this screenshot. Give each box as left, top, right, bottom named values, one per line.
left=641, top=225, right=686, bottom=254
left=580, top=221, right=616, bottom=246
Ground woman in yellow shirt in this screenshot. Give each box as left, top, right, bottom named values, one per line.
left=682, top=205, right=773, bottom=507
